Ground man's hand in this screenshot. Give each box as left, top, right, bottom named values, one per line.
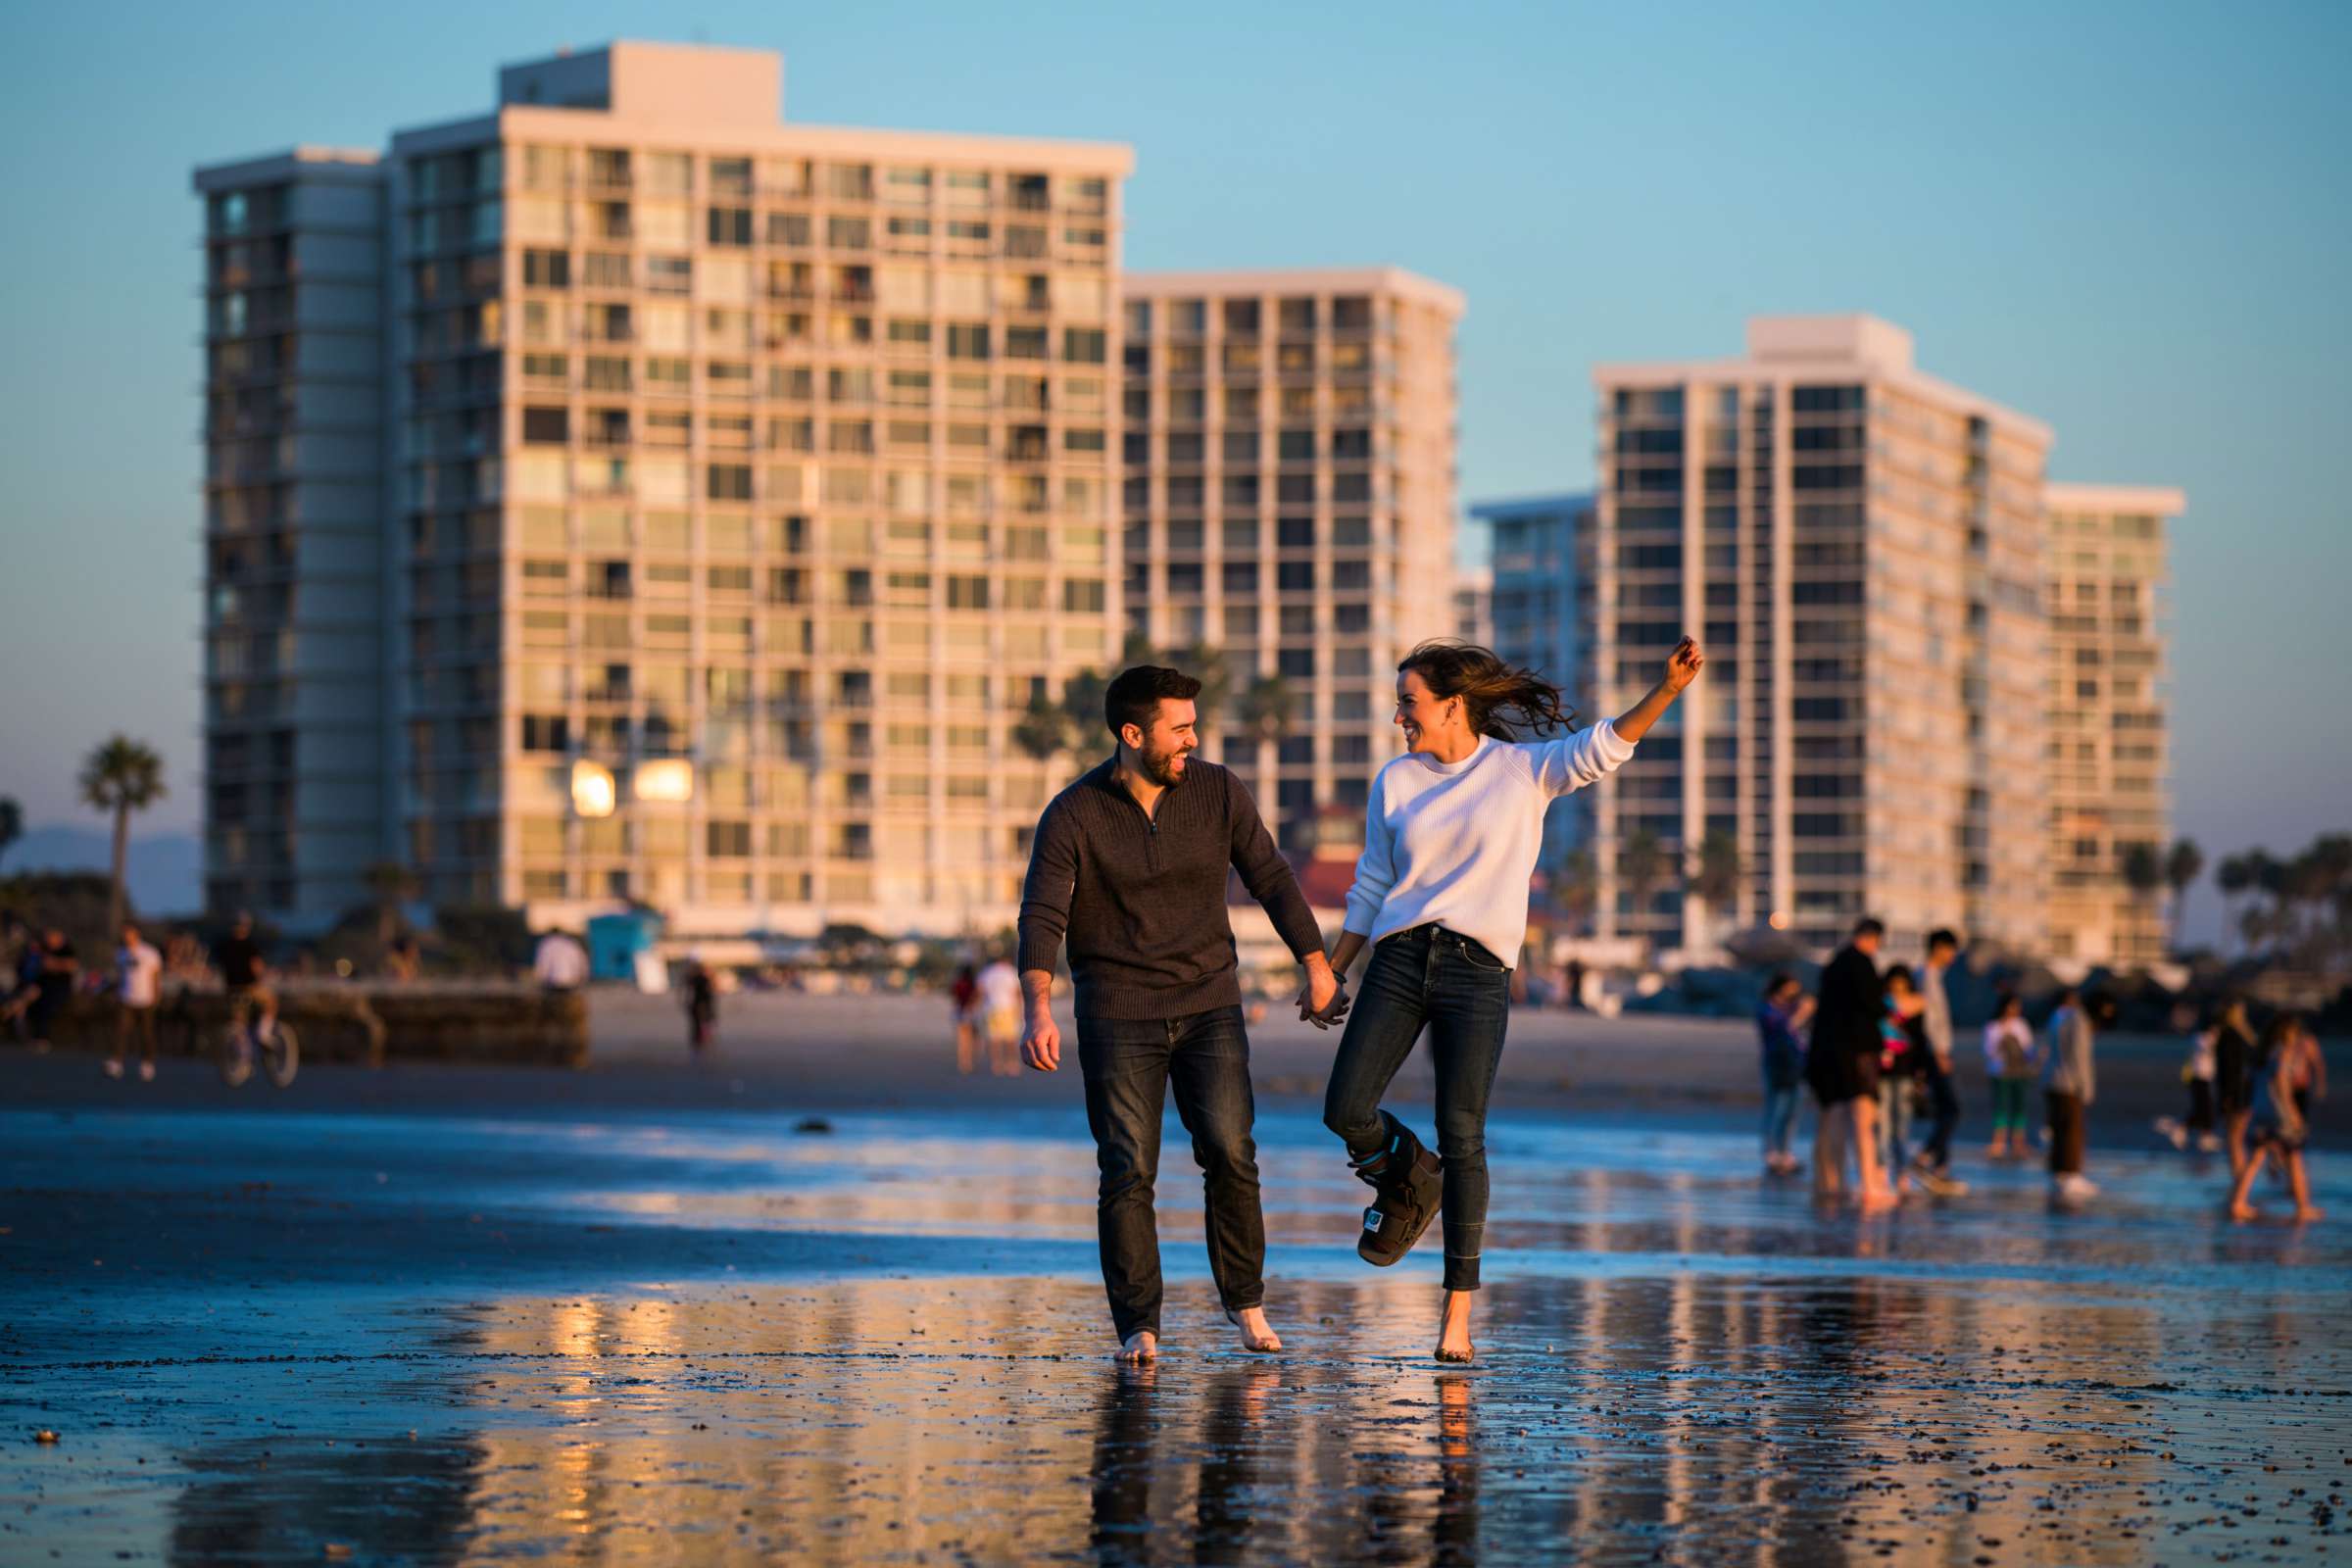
left=1663, top=635, right=1705, bottom=695
left=1022, top=1007, right=1061, bottom=1072
left=1296, top=956, right=1348, bottom=1030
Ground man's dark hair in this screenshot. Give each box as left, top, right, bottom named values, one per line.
left=1927, top=927, right=1959, bottom=955
left=1103, top=664, right=1201, bottom=742
left=1851, top=917, right=1886, bottom=940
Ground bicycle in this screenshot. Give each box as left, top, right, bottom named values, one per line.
left=216, top=1013, right=299, bottom=1089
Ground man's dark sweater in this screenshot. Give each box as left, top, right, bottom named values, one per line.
left=1017, top=756, right=1325, bottom=1021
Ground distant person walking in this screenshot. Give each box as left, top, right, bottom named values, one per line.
left=27, top=928, right=81, bottom=1052
left=1983, top=993, right=2039, bottom=1158
left=950, top=963, right=981, bottom=1075
left=1322, top=636, right=1700, bottom=1363
left=682, top=957, right=717, bottom=1056
left=1806, top=917, right=1895, bottom=1210
left=2046, top=987, right=2113, bottom=1203
left=104, top=923, right=163, bottom=1082
left=975, top=956, right=1023, bottom=1077
left=533, top=930, right=588, bottom=991
left=2227, top=1013, right=2326, bottom=1224
left=2211, top=996, right=2260, bottom=1177
left=1016, top=663, right=1340, bottom=1362
left=1912, top=929, right=1965, bottom=1192
left=1756, top=972, right=1812, bottom=1175
left=1877, top=964, right=1929, bottom=1195
left=2158, top=1020, right=2221, bottom=1152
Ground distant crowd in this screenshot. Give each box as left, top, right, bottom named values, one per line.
left=1757, top=916, right=2326, bottom=1223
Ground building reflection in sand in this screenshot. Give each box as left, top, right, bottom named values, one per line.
left=136, top=1269, right=2343, bottom=1566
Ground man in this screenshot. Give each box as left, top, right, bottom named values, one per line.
left=26, top=928, right=80, bottom=1051
left=532, top=929, right=589, bottom=991
left=213, top=913, right=274, bottom=1049
left=2046, top=987, right=2110, bottom=1204
left=1805, top=916, right=1894, bottom=1209
left=106, top=922, right=164, bottom=1082
left=1018, top=664, right=1342, bottom=1362
left=1911, top=928, right=1967, bottom=1195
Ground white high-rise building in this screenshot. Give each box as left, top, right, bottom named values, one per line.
left=197, top=41, right=1132, bottom=936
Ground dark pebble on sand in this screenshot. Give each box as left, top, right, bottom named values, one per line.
left=794, top=1117, right=834, bottom=1135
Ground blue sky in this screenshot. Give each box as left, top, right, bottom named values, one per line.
left=1, top=1, right=2345, bottom=935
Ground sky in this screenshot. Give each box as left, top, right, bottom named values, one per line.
left=0, top=0, right=2345, bottom=939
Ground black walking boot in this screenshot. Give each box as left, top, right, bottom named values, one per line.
left=1350, top=1113, right=1444, bottom=1267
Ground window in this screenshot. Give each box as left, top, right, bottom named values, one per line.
left=1063, top=327, right=1106, bottom=364
left=707, top=207, right=753, bottom=246
left=946, top=323, right=990, bottom=360
left=521, top=407, right=568, bottom=444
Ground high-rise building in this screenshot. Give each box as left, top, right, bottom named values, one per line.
left=196, top=41, right=1132, bottom=937
left=2042, top=482, right=2184, bottom=965
left=1476, top=491, right=1594, bottom=872
left=1451, top=565, right=1494, bottom=649
left=1119, top=268, right=1462, bottom=846
left=196, top=150, right=390, bottom=924
left=1587, top=316, right=2052, bottom=956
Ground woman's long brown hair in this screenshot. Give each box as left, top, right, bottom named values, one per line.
left=1396, top=640, right=1578, bottom=741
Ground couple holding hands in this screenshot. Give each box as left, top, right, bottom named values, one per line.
left=1016, top=636, right=1703, bottom=1363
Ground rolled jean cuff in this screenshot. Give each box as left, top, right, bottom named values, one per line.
left=1443, top=1253, right=1481, bottom=1292
left=1219, top=1284, right=1264, bottom=1313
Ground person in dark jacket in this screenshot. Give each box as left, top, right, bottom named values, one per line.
left=1806, top=916, right=1894, bottom=1209
left=2210, top=995, right=2258, bottom=1178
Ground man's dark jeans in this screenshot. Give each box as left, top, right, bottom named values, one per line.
left=1322, top=925, right=1511, bottom=1291
left=1078, top=1004, right=1264, bottom=1342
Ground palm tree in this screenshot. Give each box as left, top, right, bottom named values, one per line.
left=1550, top=848, right=1598, bottom=934
left=1685, top=830, right=1742, bottom=939
left=78, top=736, right=167, bottom=936
left=0, top=795, right=21, bottom=872
left=1231, top=672, right=1296, bottom=772
left=2163, top=838, right=2203, bottom=956
left=1011, top=688, right=1071, bottom=763
left=1620, top=827, right=1665, bottom=963
left=1168, top=640, right=1233, bottom=732
left=2119, top=841, right=2163, bottom=951
left=362, top=861, right=418, bottom=948
left=2215, top=853, right=2254, bottom=955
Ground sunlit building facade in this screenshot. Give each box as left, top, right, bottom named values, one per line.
left=1476, top=491, right=1594, bottom=877
left=1119, top=269, right=1463, bottom=848
left=197, top=41, right=1131, bottom=936
left=2042, top=482, right=2183, bottom=965
left=1586, top=316, right=2053, bottom=956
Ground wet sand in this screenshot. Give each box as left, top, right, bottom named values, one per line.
left=3, top=1040, right=2348, bottom=1566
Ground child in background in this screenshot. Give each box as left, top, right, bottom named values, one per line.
left=2227, top=1013, right=2326, bottom=1223
left=1878, top=965, right=1927, bottom=1195
left=2157, top=1023, right=2221, bottom=1152
left=1756, top=972, right=1813, bottom=1176
left=1984, top=992, right=2038, bottom=1158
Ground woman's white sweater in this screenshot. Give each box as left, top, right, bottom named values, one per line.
left=1342, top=722, right=1636, bottom=966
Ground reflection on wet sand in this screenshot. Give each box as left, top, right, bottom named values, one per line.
left=19, top=1271, right=2317, bottom=1566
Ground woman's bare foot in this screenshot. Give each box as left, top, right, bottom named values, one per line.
left=2228, top=1200, right=2258, bottom=1224
left=1226, top=1306, right=1282, bottom=1352
left=1858, top=1186, right=1899, bottom=1214
left=2292, top=1204, right=2325, bottom=1222
left=1116, top=1330, right=1158, bottom=1363
left=1435, top=1290, right=1475, bottom=1363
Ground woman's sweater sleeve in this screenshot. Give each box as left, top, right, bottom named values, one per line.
left=1342, top=773, right=1396, bottom=938
left=1528, top=720, right=1637, bottom=798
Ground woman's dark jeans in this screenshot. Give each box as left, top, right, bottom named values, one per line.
left=1078, top=1004, right=1265, bottom=1343
left=1322, top=925, right=1511, bottom=1291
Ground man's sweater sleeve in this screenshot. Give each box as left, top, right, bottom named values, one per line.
left=1015, top=800, right=1078, bottom=974
left=1228, top=773, right=1325, bottom=960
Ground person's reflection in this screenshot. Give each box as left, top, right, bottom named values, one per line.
left=1089, top=1361, right=1158, bottom=1562
left=1194, top=1366, right=1279, bottom=1563
left=1432, top=1372, right=1480, bottom=1565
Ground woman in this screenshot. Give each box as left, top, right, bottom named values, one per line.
left=2227, top=1013, right=2326, bottom=1223
left=1318, top=635, right=1702, bottom=1363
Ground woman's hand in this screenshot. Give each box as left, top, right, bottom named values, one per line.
left=1663, top=636, right=1705, bottom=694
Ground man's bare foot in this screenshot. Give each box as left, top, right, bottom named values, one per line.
left=2228, top=1200, right=2258, bottom=1223
left=2292, top=1204, right=2325, bottom=1222
left=1116, top=1330, right=1157, bottom=1363
left=1225, top=1306, right=1282, bottom=1352
left=1436, top=1290, right=1475, bottom=1363
left=1858, top=1186, right=1899, bottom=1214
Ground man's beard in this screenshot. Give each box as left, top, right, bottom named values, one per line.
left=1137, top=745, right=1192, bottom=788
